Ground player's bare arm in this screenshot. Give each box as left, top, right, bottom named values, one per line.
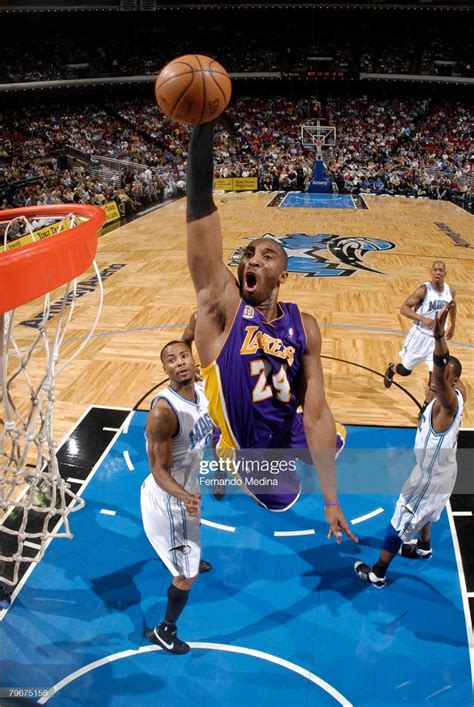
left=300, top=312, right=358, bottom=544
left=181, top=312, right=197, bottom=348
left=181, top=312, right=203, bottom=382
left=186, top=123, right=240, bottom=366
left=445, top=288, right=456, bottom=339
left=430, top=303, right=465, bottom=434
left=400, top=285, right=433, bottom=328
left=146, top=399, right=200, bottom=516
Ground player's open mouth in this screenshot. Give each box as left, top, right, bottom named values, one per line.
left=245, top=271, right=258, bottom=292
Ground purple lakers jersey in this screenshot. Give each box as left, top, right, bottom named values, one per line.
left=201, top=299, right=306, bottom=449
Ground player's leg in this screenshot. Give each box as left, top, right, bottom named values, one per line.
left=384, top=329, right=423, bottom=388
left=354, top=521, right=402, bottom=589
left=354, top=485, right=423, bottom=588
left=384, top=361, right=413, bottom=388
left=399, top=475, right=456, bottom=560
left=141, top=480, right=207, bottom=654
left=399, top=522, right=433, bottom=560
left=146, top=571, right=198, bottom=655
left=148, top=551, right=212, bottom=655
left=399, top=477, right=454, bottom=560
left=418, top=522, right=432, bottom=545
left=384, top=333, right=419, bottom=387
left=356, top=474, right=451, bottom=585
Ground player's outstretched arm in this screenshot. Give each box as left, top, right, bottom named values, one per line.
left=400, top=285, right=433, bottom=328
left=146, top=400, right=200, bottom=516
left=430, top=303, right=465, bottom=433
left=181, top=312, right=197, bottom=347
left=300, top=312, right=358, bottom=544
left=446, top=288, right=456, bottom=339
left=181, top=312, right=204, bottom=381
left=186, top=123, right=236, bottom=298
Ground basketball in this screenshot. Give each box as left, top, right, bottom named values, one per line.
left=154, top=54, right=232, bottom=126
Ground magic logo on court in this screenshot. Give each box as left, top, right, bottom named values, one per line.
left=228, top=233, right=396, bottom=277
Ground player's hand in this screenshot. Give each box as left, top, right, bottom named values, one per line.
left=183, top=493, right=201, bottom=516
left=194, top=364, right=203, bottom=383
left=421, top=316, right=435, bottom=330
left=445, top=327, right=455, bottom=340
left=325, top=505, right=358, bottom=544
left=432, top=302, right=454, bottom=339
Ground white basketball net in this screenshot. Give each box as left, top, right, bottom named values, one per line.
left=0, top=213, right=103, bottom=588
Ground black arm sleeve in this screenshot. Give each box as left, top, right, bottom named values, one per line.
left=186, top=122, right=217, bottom=223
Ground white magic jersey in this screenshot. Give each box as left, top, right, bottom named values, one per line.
left=146, top=385, right=213, bottom=494
left=415, top=281, right=453, bottom=336
left=391, top=388, right=464, bottom=540
left=414, top=388, right=464, bottom=479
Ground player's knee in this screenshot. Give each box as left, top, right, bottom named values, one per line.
left=174, top=575, right=196, bottom=591
left=395, top=364, right=412, bottom=377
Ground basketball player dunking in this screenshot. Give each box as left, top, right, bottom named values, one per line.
left=141, top=340, right=213, bottom=654
left=185, top=122, right=357, bottom=544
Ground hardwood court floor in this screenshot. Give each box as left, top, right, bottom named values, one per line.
left=9, top=194, right=474, bottom=440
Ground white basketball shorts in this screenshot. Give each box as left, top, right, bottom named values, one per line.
left=390, top=464, right=457, bottom=541
left=399, top=326, right=434, bottom=372
left=140, top=474, right=201, bottom=578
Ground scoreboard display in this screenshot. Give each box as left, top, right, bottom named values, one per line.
left=282, top=57, right=358, bottom=81
left=307, top=69, right=354, bottom=79
left=281, top=68, right=358, bottom=81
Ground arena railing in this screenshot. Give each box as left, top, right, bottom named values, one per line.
left=0, top=70, right=472, bottom=95
left=58, top=145, right=168, bottom=179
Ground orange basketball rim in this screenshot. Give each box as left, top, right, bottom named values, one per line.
left=0, top=204, right=106, bottom=315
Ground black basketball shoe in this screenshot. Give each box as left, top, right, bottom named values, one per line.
left=383, top=363, right=395, bottom=389
left=399, top=542, right=432, bottom=560
left=146, top=624, right=190, bottom=655
left=199, top=559, right=212, bottom=574
left=354, top=561, right=387, bottom=589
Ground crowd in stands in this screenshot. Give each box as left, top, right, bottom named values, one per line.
left=420, top=40, right=472, bottom=77
left=0, top=102, right=186, bottom=221
left=1, top=31, right=472, bottom=83
left=359, top=42, right=416, bottom=75
left=0, top=95, right=472, bottom=220
left=0, top=31, right=280, bottom=84
left=213, top=95, right=471, bottom=210
left=324, top=96, right=471, bottom=205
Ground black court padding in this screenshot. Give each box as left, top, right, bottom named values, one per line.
left=56, top=407, right=130, bottom=480
left=452, top=429, right=474, bottom=602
